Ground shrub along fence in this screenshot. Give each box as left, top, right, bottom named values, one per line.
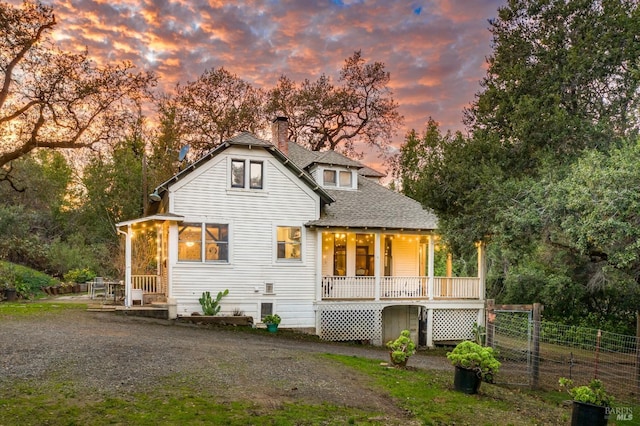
left=486, top=301, right=639, bottom=404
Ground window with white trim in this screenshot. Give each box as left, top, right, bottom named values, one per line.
left=321, top=168, right=354, bottom=189
left=178, top=223, right=229, bottom=262
left=231, top=159, right=263, bottom=189
left=323, top=170, right=337, bottom=186
left=276, top=226, right=301, bottom=260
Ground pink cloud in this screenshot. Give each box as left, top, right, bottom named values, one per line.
left=8, top=0, right=505, bottom=169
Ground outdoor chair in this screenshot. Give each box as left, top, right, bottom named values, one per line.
left=90, top=277, right=106, bottom=299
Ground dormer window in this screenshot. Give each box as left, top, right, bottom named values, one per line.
left=321, top=168, right=354, bottom=189
left=323, top=170, right=337, bottom=186
left=339, top=171, right=352, bottom=187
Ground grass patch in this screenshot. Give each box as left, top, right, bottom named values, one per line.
left=0, top=302, right=86, bottom=318
left=323, top=354, right=570, bottom=425
left=0, top=379, right=386, bottom=425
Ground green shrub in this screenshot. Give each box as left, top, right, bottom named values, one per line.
left=63, top=268, right=96, bottom=283
left=559, top=378, right=613, bottom=407
left=0, top=261, right=60, bottom=297
left=447, top=341, right=501, bottom=383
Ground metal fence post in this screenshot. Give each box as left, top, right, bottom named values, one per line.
left=531, top=303, right=542, bottom=389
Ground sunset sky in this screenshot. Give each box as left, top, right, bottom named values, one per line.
left=20, top=0, right=505, bottom=163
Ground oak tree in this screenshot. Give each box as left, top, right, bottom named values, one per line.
left=0, top=1, right=155, bottom=177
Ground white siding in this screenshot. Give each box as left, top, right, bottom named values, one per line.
left=167, top=146, right=320, bottom=328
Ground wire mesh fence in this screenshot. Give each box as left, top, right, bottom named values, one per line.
left=490, top=310, right=639, bottom=404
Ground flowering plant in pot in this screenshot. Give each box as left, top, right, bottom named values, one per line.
left=447, top=341, right=500, bottom=394
left=262, top=314, right=281, bottom=332
left=386, top=329, right=416, bottom=368
left=559, top=378, right=612, bottom=426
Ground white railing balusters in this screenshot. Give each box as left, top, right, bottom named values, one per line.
left=131, top=275, right=160, bottom=293
left=321, top=276, right=480, bottom=300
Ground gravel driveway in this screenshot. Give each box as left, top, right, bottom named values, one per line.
left=0, top=305, right=450, bottom=420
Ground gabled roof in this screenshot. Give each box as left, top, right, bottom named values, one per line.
left=306, top=176, right=438, bottom=230
left=146, top=130, right=435, bottom=231
left=149, top=132, right=334, bottom=207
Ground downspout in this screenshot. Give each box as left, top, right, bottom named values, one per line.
left=116, top=226, right=132, bottom=308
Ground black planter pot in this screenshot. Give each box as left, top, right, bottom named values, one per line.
left=3, top=288, right=17, bottom=301
left=571, top=401, right=608, bottom=426
left=453, top=366, right=481, bottom=394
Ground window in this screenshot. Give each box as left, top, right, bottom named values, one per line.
left=265, top=282, right=274, bottom=294
left=231, top=160, right=245, bottom=188
left=261, top=302, right=273, bottom=318
left=178, top=223, right=229, bottom=262
left=205, top=224, right=228, bottom=261
left=178, top=224, right=201, bottom=261
left=355, top=233, right=374, bottom=276
left=322, top=168, right=354, bottom=189
left=323, top=170, right=337, bottom=186
left=231, top=159, right=263, bottom=190
left=250, top=161, right=263, bottom=189
left=276, top=226, right=301, bottom=260
left=339, top=171, right=352, bottom=187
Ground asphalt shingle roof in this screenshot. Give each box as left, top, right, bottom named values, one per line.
left=305, top=176, right=438, bottom=230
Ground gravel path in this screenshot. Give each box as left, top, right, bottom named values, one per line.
left=0, top=305, right=450, bottom=420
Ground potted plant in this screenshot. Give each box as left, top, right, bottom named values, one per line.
left=0, top=263, right=17, bottom=301
left=559, top=378, right=612, bottom=426
left=447, top=340, right=501, bottom=394
left=262, top=314, right=281, bottom=332
left=385, top=329, right=416, bottom=368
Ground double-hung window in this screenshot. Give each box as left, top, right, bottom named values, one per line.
left=179, top=223, right=229, bottom=262
left=231, top=159, right=263, bottom=189
left=276, top=226, right=302, bottom=260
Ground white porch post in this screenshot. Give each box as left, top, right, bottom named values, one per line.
left=125, top=224, right=132, bottom=308
left=477, top=241, right=486, bottom=301
left=374, top=232, right=381, bottom=301
left=428, top=235, right=435, bottom=300
left=316, top=230, right=323, bottom=301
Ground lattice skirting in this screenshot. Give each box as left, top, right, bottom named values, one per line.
left=318, top=304, right=481, bottom=345
left=432, top=309, right=479, bottom=341
left=318, top=304, right=382, bottom=343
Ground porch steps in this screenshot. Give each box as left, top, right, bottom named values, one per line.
left=116, top=302, right=170, bottom=320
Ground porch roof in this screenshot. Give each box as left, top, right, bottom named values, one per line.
left=306, top=177, right=438, bottom=230
left=116, top=213, right=185, bottom=228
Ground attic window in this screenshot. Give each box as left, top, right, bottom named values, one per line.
left=231, top=159, right=263, bottom=190
left=339, top=171, right=352, bottom=187
left=323, top=170, right=336, bottom=186
left=322, top=168, right=354, bottom=189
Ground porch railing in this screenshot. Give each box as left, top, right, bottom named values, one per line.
left=433, top=277, right=479, bottom=299
left=381, top=276, right=427, bottom=298
left=322, top=276, right=375, bottom=299
left=132, top=275, right=162, bottom=293
left=322, top=275, right=480, bottom=300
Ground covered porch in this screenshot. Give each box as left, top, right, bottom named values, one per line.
left=116, top=214, right=183, bottom=309
left=317, top=230, right=485, bottom=302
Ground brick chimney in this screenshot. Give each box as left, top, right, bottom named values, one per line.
left=271, top=116, right=289, bottom=155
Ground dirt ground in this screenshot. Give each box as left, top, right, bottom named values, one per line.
left=0, top=305, right=451, bottom=422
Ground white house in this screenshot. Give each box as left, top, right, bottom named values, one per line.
left=116, top=117, right=486, bottom=347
